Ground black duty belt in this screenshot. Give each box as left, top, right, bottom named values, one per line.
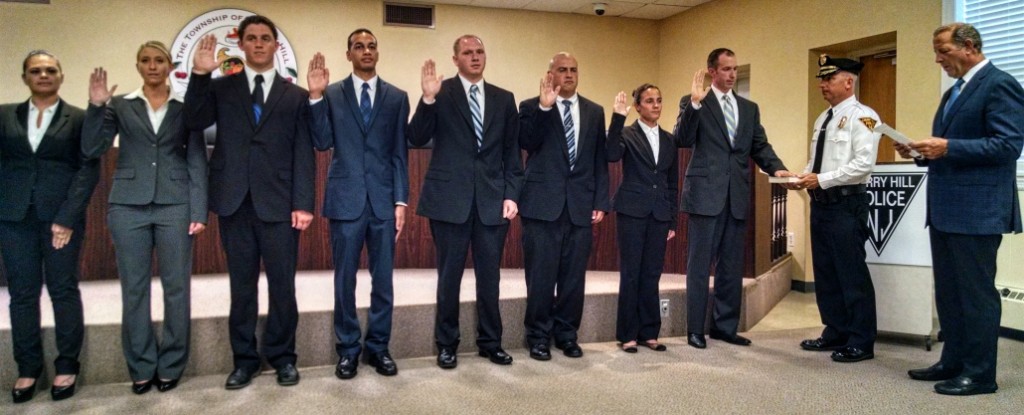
left=808, top=184, right=867, bottom=204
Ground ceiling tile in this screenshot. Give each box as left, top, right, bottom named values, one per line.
left=621, top=4, right=690, bottom=19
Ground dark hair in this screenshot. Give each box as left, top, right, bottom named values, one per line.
left=934, top=22, right=983, bottom=52
left=22, top=49, right=61, bottom=75
left=706, top=48, right=735, bottom=69
left=453, top=34, right=483, bottom=55
left=632, top=83, right=660, bottom=106
left=239, top=15, right=279, bottom=41
left=347, top=28, right=376, bottom=50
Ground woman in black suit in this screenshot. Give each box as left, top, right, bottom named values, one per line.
left=606, top=84, right=678, bottom=353
left=1, top=51, right=99, bottom=403
left=82, top=41, right=208, bottom=395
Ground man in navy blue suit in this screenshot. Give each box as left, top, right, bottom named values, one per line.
left=307, top=28, right=409, bottom=380
left=897, top=22, right=1023, bottom=396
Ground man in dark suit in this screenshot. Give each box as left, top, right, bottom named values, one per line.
left=185, top=15, right=315, bottom=389
left=517, top=53, right=609, bottom=360
left=408, top=35, right=523, bottom=369
left=673, top=48, right=792, bottom=349
left=307, top=28, right=409, bottom=379
left=896, top=23, right=1023, bottom=396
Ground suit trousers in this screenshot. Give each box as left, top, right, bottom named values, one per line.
left=107, top=203, right=193, bottom=381
left=430, top=209, right=508, bottom=350
left=330, top=202, right=396, bottom=358
left=218, top=196, right=299, bottom=371
left=809, top=194, right=876, bottom=351
left=522, top=210, right=592, bottom=346
left=615, top=213, right=671, bottom=343
left=930, top=228, right=1002, bottom=383
left=686, top=207, right=747, bottom=335
left=0, top=206, right=84, bottom=378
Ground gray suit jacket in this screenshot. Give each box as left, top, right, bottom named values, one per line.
left=673, top=93, right=786, bottom=220
left=82, top=95, right=208, bottom=223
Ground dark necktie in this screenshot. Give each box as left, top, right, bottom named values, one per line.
left=469, top=84, right=483, bottom=152
left=562, top=100, right=576, bottom=169
left=811, top=109, right=833, bottom=174
left=252, top=74, right=264, bottom=123
left=942, top=78, right=965, bottom=122
left=360, top=82, right=372, bottom=126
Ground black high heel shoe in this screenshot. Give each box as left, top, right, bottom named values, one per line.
left=131, top=379, right=153, bottom=395
left=11, top=380, right=37, bottom=404
left=50, top=375, right=77, bottom=401
left=157, top=378, right=180, bottom=392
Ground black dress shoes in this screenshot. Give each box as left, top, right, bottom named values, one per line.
left=11, top=382, right=36, bottom=404
left=479, top=347, right=513, bottom=365
left=529, top=344, right=552, bottom=361
left=830, top=346, right=874, bottom=363
left=50, top=376, right=76, bottom=401
left=368, top=351, right=398, bottom=376
left=336, top=355, right=359, bottom=379
left=709, top=330, right=752, bottom=346
left=437, top=348, right=458, bottom=369
left=225, top=367, right=259, bottom=390
left=908, top=362, right=961, bottom=381
left=556, top=341, right=583, bottom=358
left=131, top=380, right=153, bottom=395
left=276, top=363, right=300, bottom=386
left=687, top=333, right=707, bottom=349
left=800, top=337, right=846, bottom=352
left=156, top=378, right=179, bottom=393
left=934, top=376, right=998, bottom=396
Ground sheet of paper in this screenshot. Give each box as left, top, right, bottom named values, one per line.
left=874, top=123, right=922, bottom=158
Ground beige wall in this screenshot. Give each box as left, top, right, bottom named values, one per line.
left=2, top=0, right=948, bottom=283
left=658, top=0, right=943, bottom=282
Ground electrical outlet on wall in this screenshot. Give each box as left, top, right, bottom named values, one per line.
left=660, top=299, right=670, bottom=317
left=787, top=231, right=795, bottom=251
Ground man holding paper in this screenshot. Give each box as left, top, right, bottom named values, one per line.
left=794, top=55, right=881, bottom=363
left=895, top=23, right=1023, bottom=396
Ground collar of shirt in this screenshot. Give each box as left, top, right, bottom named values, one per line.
left=27, top=98, right=60, bottom=152
left=711, top=84, right=737, bottom=118
left=124, top=87, right=184, bottom=104
left=638, top=121, right=661, bottom=162
left=352, top=74, right=379, bottom=107
left=28, top=98, right=59, bottom=117
left=245, top=66, right=276, bottom=99
left=959, top=58, right=989, bottom=88
left=458, top=74, right=485, bottom=113
left=557, top=93, right=579, bottom=119
left=829, top=95, right=857, bottom=116
left=124, top=87, right=180, bottom=133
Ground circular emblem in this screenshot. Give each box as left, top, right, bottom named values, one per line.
left=169, top=8, right=299, bottom=96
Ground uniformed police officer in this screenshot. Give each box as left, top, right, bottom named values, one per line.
left=794, top=55, right=881, bottom=363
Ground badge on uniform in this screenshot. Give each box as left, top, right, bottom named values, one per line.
left=859, top=117, right=877, bottom=130
left=837, top=116, right=848, bottom=129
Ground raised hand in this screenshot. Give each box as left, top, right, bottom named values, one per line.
left=690, top=68, right=710, bottom=104
left=538, top=73, right=560, bottom=108
left=307, top=52, right=329, bottom=99
left=421, top=59, right=442, bottom=101
left=613, top=91, right=629, bottom=116
left=88, top=67, right=117, bottom=106
left=192, top=34, right=219, bottom=75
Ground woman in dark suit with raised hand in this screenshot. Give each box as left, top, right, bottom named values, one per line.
left=606, top=84, right=678, bottom=353
left=1, top=50, right=100, bottom=403
left=82, top=41, right=208, bottom=394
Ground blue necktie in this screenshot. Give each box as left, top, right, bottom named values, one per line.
left=942, top=78, right=965, bottom=122
left=252, top=74, right=264, bottom=124
left=360, top=82, right=372, bottom=126
left=562, top=100, right=576, bottom=169
left=469, top=85, right=483, bottom=152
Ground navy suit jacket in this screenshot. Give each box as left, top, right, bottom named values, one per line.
left=921, top=62, right=1023, bottom=235
left=309, top=76, right=409, bottom=221
left=674, top=93, right=786, bottom=220
left=408, top=77, right=523, bottom=226
left=607, top=113, right=679, bottom=228
left=518, top=95, right=609, bottom=226
left=185, top=71, right=315, bottom=222
left=0, top=100, right=99, bottom=227
left=82, top=96, right=208, bottom=223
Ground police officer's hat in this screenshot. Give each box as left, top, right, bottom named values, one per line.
left=816, top=54, right=864, bottom=78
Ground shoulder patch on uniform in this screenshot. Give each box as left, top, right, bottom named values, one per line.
left=859, top=117, right=877, bottom=130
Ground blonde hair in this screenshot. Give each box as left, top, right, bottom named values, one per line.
left=136, top=41, right=172, bottom=63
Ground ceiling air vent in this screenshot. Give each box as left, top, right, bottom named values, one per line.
left=384, top=3, right=435, bottom=29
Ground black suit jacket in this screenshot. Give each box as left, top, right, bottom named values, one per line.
left=0, top=100, right=100, bottom=227
left=518, top=95, right=609, bottom=226
left=673, top=93, right=786, bottom=220
left=606, top=113, right=678, bottom=228
left=184, top=72, right=315, bottom=222
left=408, top=77, right=523, bottom=226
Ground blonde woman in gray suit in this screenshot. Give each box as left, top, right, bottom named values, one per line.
left=82, top=41, right=208, bottom=394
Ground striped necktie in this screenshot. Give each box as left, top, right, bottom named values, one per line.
left=722, top=94, right=736, bottom=147
left=469, top=84, right=483, bottom=152
left=360, top=82, right=372, bottom=126
left=562, top=100, right=576, bottom=169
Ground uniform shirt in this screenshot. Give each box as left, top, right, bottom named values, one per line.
left=124, top=87, right=184, bottom=134
left=27, top=99, right=59, bottom=152
left=803, top=95, right=881, bottom=189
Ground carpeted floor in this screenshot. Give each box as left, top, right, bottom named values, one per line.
left=3, top=292, right=1020, bottom=414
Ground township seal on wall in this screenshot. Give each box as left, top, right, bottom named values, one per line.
left=169, top=8, right=299, bottom=96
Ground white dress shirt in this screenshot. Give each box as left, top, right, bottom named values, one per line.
left=638, top=121, right=661, bottom=164
left=458, top=74, right=485, bottom=117
left=353, top=74, right=378, bottom=108
left=245, top=67, right=276, bottom=102
left=556, top=94, right=580, bottom=156
left=124, top=87, right=184, bottom=134
left=27, top=99, right=59, bottom=152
